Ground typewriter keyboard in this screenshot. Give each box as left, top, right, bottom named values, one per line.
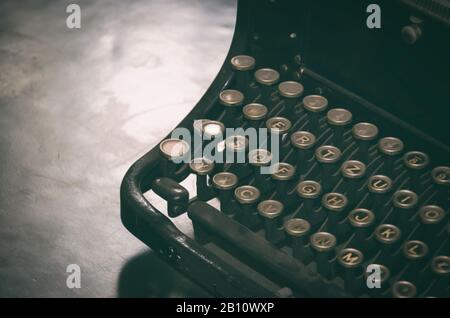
left=153, top=55, right=449, bottom=298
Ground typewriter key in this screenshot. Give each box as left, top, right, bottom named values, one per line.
left=242, top=103, right=268, bottom=129
left=348, top=208, right=376, bottom=247
left=392, top=190, right=419, bottom=230
left=212, top=172, right=238, bottom=215
left=271, top=162, right=296, bottom=200
left=315, top=145, right=342, bottom=192
left=403, top=151, right=429, bottom=191
left=219, top=89, right=245, bottom=126
left=224, top=135, right=249, bottom=173
left=364, top=264, right=391, bottom=294
left=337, top=248, right=365, bottom=294
left=235, top=185, right=261, bottom=230
left=296, top=180, right=322, bottom=222
left=378, top=137, right=404, bottom=174
left=322, top=192, right=348, bottom=229
left=431, top=166, right=450, bottom=206
left=290, top=131, right=316, bottom=174
left=189, top=158, right=215, bottom=201
left=159, top=138, right=190, bottom=177
left=310, top=232, right=337, bottom=279
left=193, top=119, right=225, bottom=159
left=278, top=81, right=304, bottom=116
left=341, top=160, right=367, bottom=204
left=352, top=122, right=379, bottom=162
left=418, top=205, right=446, bottom=242
left=248, top=149, right=272, bottom=193
left=258, top=200, right=285, bottom=244
left=374, top=224, right=402, bottom=254
left=430, top=256, right=450, bottom=296
left=284, top=218, right=313, bottom=264
left=431, top=256, right=450, bottom=276
left=266, top=117, right=292, bottom=153
left=402, top=240, right=430, bottom=281
left=302, top=95, right=328, bottom=133
left=327, top=108, right=352, bottom=148
left=367, top=175, right=393, bottom=215
left=231, top=55, right=255, bottom=71
left=254, top=68, right=280, bottom=104
left=392, top=281, right=417, bottom=298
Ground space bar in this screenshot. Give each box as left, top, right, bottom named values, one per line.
left=187, top=201, right=349, bottom=298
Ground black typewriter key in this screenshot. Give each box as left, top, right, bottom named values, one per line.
left=348, top=208, right=376, bottom=249
left=265, top=116, right=292, bottom=154
left=391, top=189, right=419, bottom=230
left=302, top=95, right=328, bottom=134
left=193, top=119, right=225, bottom=160
left=315, top=145, right=342, bottom=192
left=212, top=172, right=238, bottom=215
left=337, top=248, right=365, bottom=294
left=341, top=160, right=367, bottom=204
left=367, top=175, right=393, bottom=215
left=391, top=281, right=417, bottom=298
left=431, top=166, right=450, bottom=205
left=278, top=81, right=304, bottom=116
left=230, top=55, right=255, bottom=89
left=248, top=148, right=272, bottom=193
left=224, top=135, right=249, bottom=174
left=310, top=232, right=337, bottom=280
left=403, top=151, right=429, bottom=192
left=189, top=158, right=215, bottom=201
left=321, top=192, right=348, bottom=232
left=235, top=185, right=261, bottom=230
left=290, top=131, right=316, bottom=175
left=296, top=180, right=322, bottom=224
left=271, top=162, right=296, bottom=201
left=327, top=108, right=352, bottom=148
left=242, top=103, right=268, bottom=129
left=159, top=138, right=190, bottom=177
left=257, top=200, right=285, bottom=244
left=374, top=224, right=402, bottom=258
left=284, top=218, right=313, bottom=264
left=401, top=240, right=429, bottom=281
left=219, top=89, right=245, bottom=126
left=429, top=256, right=450, bottom=296
left=418, top=205, right=447, bottom=243
left=378, top=137, right=404, bottom=175
left=352, top=122, right=379, bottom=162
left=254, top=68, right=280, bottom=105
left=364, top=264, right=391, bottom=295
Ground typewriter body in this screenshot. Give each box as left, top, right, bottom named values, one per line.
left=121, top=0, right=450, bottom=297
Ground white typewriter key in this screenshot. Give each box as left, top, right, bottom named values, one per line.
left=378, top=137, right=404, bottom=174
left=367, top=175, right=393, bottom=215
left=403, top=151, right=429, bottom=192
left=315, top=145, right=342, bottom=192
left=189, top=158, right=215, bottom=201
left=242, top=103, right=268, bottom=129
left=248, top=149, right=272, bottom=194
left=302, top=95, right=328, bottom=134
left=391, top=189, right=419, bottom=230
left=352, top=122, right=379, bottom=162
left=258, top=200, right=285, bottom=244
left=341, top=160, right=367, bottom=204
left=337, top=248, right=365, bottom=295
left=321, top=192, right=348, bottom=228
left=310, top=232, right=337, bottom=280
left=234, top=185, right=261, bottom=230
left=348, top=208, right=376, bottom=247
left=327, top=108, right=352, bottom=147
left=271, top=162, right=296, bottom=200
left=296, top=180, right=322, bottom=221
left=159, top=138, right=190, bottom=177
left=290, top=131, right=316, bottom=174
left=212, top=172, right=238, bottom=215
left=284, top=218, right=313, bottom=264
left=392, top=281, right=417, bottom=298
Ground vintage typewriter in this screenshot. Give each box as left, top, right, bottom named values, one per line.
left=121, top=0, right=449, bottom=297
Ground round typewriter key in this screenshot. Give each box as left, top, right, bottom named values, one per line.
left=378, top=137, right=404, bottom=174
left=403, top=151, right=430, bottom=192
left=285, top=218, right=313, bottom=263
left=296, top=180, right=322, bottom=221
left=212, top=172, right=238, bottom=215
left=364, top=264, right=391, bottom=294
left=235, top=185, right=261, bottom=230
left=431, top=256, right=450, bottom=276
left=392, top=190, right=419, bottom=230
left=322, top=192, right=348, bottom=228
left=327, top=108, right=352, bottom=147
left=159, top=138, right=190, bottom=177
left=315, top=145, right=342, bottom=192
left=258, top=200, right=285, bottom=244
left=352, top=122, right=379, bottom=162
left=254, top=68, right=280, bottom=86
left=224, top=135, right=249, bottom=172
left=375, top=224, right=402, bottom=254
left=302, top=95, right=328, bottom=133
left=231, top=55, right=255, bottom=71
left=278, top=81, right=304, bottom=116
left=392, top=281, right=417, bottom=298
left=266, top=116, right=292, bottom=153
left=429, top=256, right=450, bottom=296
left=310, top=232, right=337, bottom=279
left=271, top=162, right=296, bottom=200
left=193, top=119, right=225, bottom=159
left=290, top=131, right=316, bottom=174
left=341, top=160, right=367, bottom=204
left=431, top=166, right=450, bottom=206
left=402, top=240, right=430, bottom=280
left=348, top=208, right=376, bottom=247
left=242, top=103, right=268, bottom=129
left=248, top=149, right=272, bottom=193
left=338, top=248, right=365, bottom=294
left=225, top=135, right=248, bottom=153
left=219, top=89, right=245, bottom=126
left=367, top=175, right=393, bottom=215
left=190, top=158, right=215, bottom=201
left=419, top=205, right=445, bottom=225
